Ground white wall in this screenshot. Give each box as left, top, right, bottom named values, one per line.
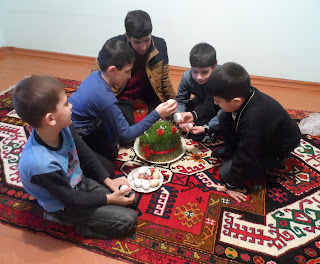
left=0, top=0, right=319, bottom=82
left=0, top=28, right=5, bottom=47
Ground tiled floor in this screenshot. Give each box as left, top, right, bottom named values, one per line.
left=0, top=49, right=319, bottom=263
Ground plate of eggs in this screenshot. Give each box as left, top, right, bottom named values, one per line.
left=128, top=166, right=163, bottom=193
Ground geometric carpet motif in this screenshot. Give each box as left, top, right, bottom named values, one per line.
left=0, top=78, right=319, bottom=264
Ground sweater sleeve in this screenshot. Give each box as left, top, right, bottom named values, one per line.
left=100, top=102, right=161, bottom=143
left=69, top=125, right=110, bottom=182
left=176, top=71, right=192, bottom=113
left=160, top=40, right=175, bottom=100
left=31, top=170, right=107, bottom=208
left=194, top=98, right=217, bottom=122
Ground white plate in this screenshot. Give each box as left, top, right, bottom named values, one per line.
left=128, top=166, right=164, bottom=193
left=133, top=138, right=186, bottom=164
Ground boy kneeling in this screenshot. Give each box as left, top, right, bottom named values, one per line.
left=179, top=62, right=301, bottom=202
left=13, top=76, right=137, bottom=239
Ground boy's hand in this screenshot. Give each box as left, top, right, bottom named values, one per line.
left=212, top=183, right=248, bottom=202
left=104, top=176, right=130, bottom=192
left=179, top=123, right=194, bottom=132
left=190, top=126, right=205, bottom=135
left=106, top=188, right=135, bottom=206
left=179, top=112, right=194, bottom=123
left=155, top=101, right=177, bottom=118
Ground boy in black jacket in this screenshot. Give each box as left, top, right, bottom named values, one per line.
left=179, top=62, right=301, bottom=202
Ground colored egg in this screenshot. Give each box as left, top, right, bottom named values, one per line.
left=150, top=179, right=160, bottom=188
left=133, top=178, right=142, bottom=188
left=141, top=179, right=150, bottom=190
left=152, top=171, right=160, bottom=179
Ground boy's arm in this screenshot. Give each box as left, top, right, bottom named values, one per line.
left=176, top=71, right=192, bottom=112
left=31, top=171, right=134, bottom=207
left=101, top=103, right=160, bottom=143
left=69, top=125, right=109, bottom=182
left=193, top=98, right=218, bottom=123
left=162, top=63, right=176, bottom=100
left=31, top=171, right=107, bottom=208
left=160, top=40, right=175, bottom=100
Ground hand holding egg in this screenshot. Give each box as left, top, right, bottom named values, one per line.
left=119, top=185, right=131, bottom=196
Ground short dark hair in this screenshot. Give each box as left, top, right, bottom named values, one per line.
left=98, top=39, right=135, bottom=72
left=207, top=62, right=251, bottom=101
left=190, top=43, right=217, bottom=68
left=12, top=76, right=65, bottom=128
left=125, top=10, right=152, bottom=39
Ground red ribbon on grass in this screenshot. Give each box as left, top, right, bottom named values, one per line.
left=140, top=142, right=181, bottom=159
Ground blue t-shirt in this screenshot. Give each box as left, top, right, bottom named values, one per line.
left=19, top=127, right=83, bottom=212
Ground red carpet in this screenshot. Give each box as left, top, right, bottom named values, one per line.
left=0, top=78, right=319, bottom=264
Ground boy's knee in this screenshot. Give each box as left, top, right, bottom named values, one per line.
left=117, top=210, right=137, bottom=236
left=218, top=159, right=232, bottom=182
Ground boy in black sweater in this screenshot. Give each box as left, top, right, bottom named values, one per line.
left=179, top=62, right=301, bottom=202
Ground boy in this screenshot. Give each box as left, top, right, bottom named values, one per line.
left=92, top=10, right=176, bottom=125
left=176, top=43, right=220, bottom=142
left=179, top=62, right=301, bottom=202
left=69, top=39, right=177, bottom=163
left=13, top=75, right=138, bottom=239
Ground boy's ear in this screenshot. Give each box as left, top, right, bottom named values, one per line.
left=107, top=65, right=117, bottom=75
left=234, top=97, right=244, bottom=107
left=44, top=113, right=56, bottom=126
left=213, top=63, right=218, bottom=71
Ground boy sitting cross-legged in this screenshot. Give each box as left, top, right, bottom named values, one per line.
left=175, top=43, right=220, bottom=143
left=178, top=62, right=301, bottom=202
left=13, top=75, right=138, bottom=239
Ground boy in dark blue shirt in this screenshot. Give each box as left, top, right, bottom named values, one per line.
left=176, top=43, right=220, bottom=142
left=69, top=39, right=176, bottom=166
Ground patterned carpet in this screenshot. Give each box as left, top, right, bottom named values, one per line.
left=0, top=78, right=320, bottom=264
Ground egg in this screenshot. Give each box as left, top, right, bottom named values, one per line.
left=133, top=178, right=142, bottom=188
left=141, top=179, right=150, bottom=190
left=152, top=171, right=160, bottom=179
left=119, top=185, right=130, bottom=196
left=131, top=171, right=139, bottom=179
left=188, top=123, right=193, bottom=128
left=167, top=99, right=176, bottom=105
left=146, top=169, right=152, bottom=176
left=173, top=113, right=182, bottom=123
left=138, top=167, right=147, bottom=174
left=149, top=179, right=160, bottom=188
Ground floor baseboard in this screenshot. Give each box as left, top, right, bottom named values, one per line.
left=2, top=46, right=319, bottom=92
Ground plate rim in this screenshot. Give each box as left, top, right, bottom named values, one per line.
left=127, top=166, right=164, bottom=193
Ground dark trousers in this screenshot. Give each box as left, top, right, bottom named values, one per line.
left=52, top=176, right=137, bottom=239
left=118, top=94, right=161, bottom=126
left=82, top=123, right=118, bottom=170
